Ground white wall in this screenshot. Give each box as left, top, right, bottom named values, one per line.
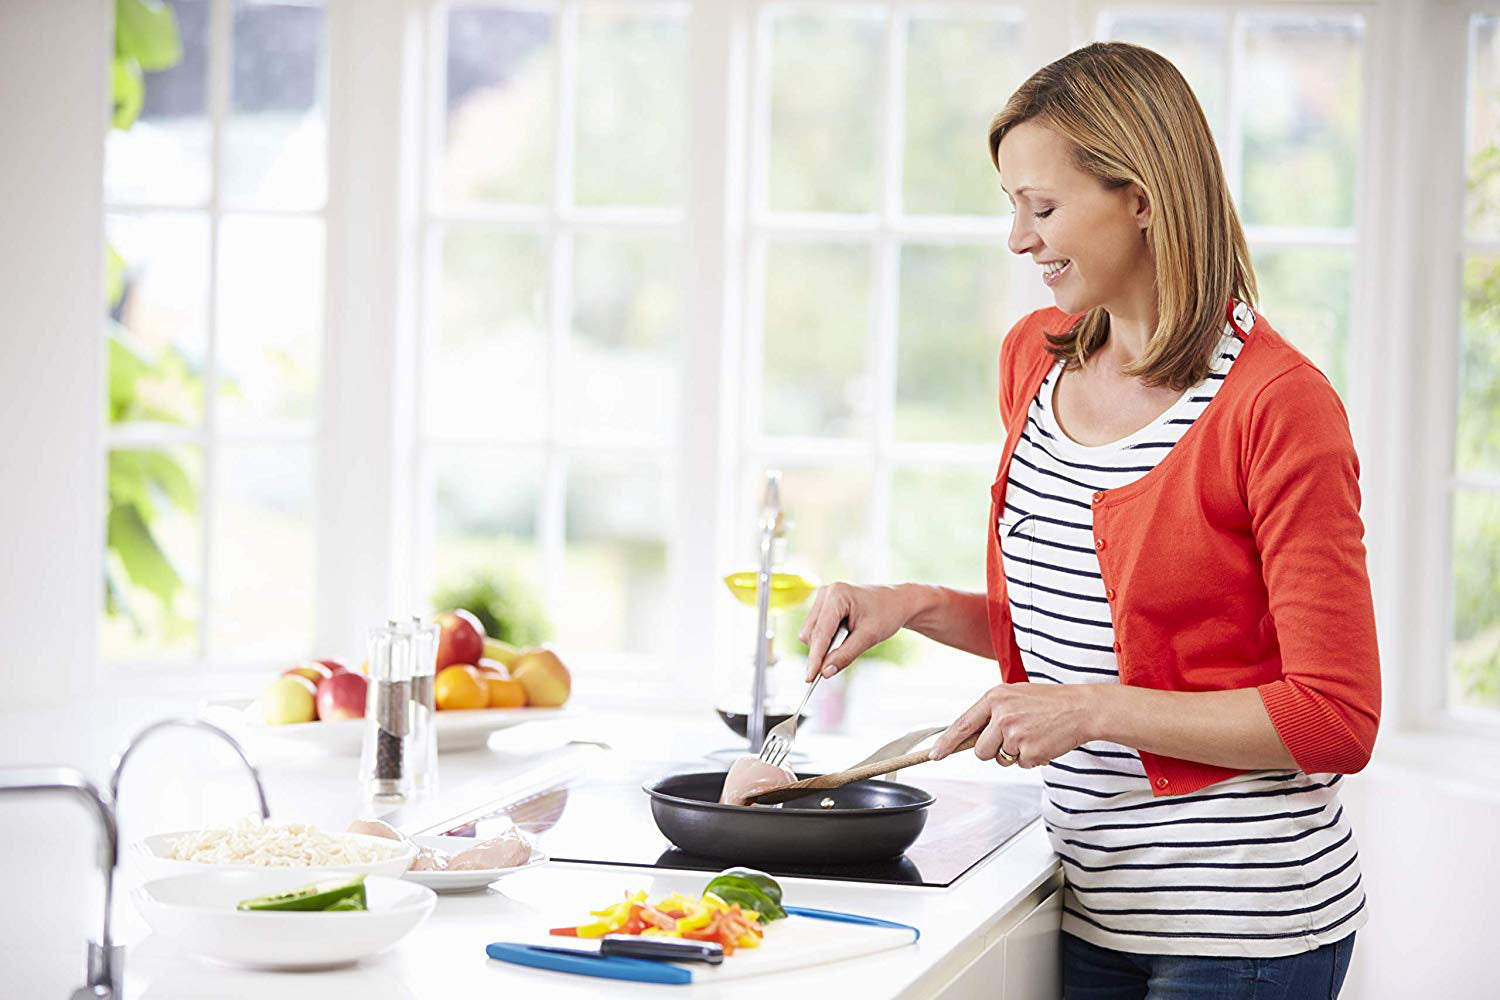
left=1337, top=743, right=1500, bottom=999
left=0, top=0, right=109, bottom=711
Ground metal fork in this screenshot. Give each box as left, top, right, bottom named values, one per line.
left=758, top=622, right=849, bottom=768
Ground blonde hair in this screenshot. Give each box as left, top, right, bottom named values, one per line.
left=990, top=42, right=1256, bottom=390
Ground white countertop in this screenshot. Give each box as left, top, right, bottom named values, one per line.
left=0, top=696, right=1059, bottom=999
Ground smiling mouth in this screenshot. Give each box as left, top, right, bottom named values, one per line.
left=1041, top=259, right=1072, bottom=286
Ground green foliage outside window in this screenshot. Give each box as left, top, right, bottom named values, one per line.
left=105, top=0, right=202, bottom=640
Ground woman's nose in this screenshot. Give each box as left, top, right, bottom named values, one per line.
left=1007, top=214, right=1039, bottom=256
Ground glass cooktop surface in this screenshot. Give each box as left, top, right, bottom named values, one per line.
left=431, top=758, right=1041, bottom=888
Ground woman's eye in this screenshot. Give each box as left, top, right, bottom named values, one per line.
left=1035, top=208, right=1054, bottom=220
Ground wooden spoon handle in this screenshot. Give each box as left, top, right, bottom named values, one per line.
left=744, top=733, right=980, bottom=805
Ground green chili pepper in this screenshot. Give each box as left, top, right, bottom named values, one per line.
left=704, top=869, right=787, bottom=921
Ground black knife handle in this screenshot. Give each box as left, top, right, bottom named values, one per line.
left=599, top=935, right=725, bottom=965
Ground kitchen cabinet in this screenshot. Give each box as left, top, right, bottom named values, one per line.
left=929, top=875, right=1063, bottom=1000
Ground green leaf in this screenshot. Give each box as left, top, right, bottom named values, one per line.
left=137, top=449, right=196, bottom=512
left=112, top=55, right=143, bottom=131
left=116, top=0, right=181, bottom=72
left=106, top=241, right=126, bottom=311
left=108, top=451, right=156, bottom=523
left=108, top=331, right=149, bottom=422
left=108, top=503, right=182, bottom=606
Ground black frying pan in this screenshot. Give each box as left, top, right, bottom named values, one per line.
left=643, top=771, right=935, bottom=865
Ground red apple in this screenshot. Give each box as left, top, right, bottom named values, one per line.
left=315, top=659, right=348, bottom=675
left=316, top=670, right=368, bottom=721
left=283, top=662, right=334, bottom=686
left=433, top=609, right=486, bottom=670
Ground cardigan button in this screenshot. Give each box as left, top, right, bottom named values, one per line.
left=1105, top=588, right=1116, bottom=601
left=1112, top=640, right=1122, bottom=653
left=1095, top=538, right=1106, bottom=551
left=1156, top=777, right=1169, bottom=789
left=1092, top=492, right=1104, bottom=504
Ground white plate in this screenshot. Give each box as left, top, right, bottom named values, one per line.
left=134, top=829, right=416, bottom=882
left=134, top=869, right=435, bottom=969
left=400, top=834, right=548, bottom=893
left=198, top=696, right=570, bottom=754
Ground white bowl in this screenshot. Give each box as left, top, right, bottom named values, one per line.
left=134, top=869, right=436, bottom=969
left=198, top=697, right=570, bottom=754
left=400, top=835, right=548, bottom=893
left=134, top=829, right=416, bottom=882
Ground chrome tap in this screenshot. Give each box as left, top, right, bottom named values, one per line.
left=109, top=717, right=269, bottom=822
left=749, top=470, right=786, bottom=753
left=0, top=766, right=119, bottom=998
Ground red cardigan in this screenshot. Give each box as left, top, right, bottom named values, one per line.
left=986, top=307, right=1381, bottom=797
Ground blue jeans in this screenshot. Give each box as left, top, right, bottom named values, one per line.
left=1061, top=931, right=1355, bottom=1000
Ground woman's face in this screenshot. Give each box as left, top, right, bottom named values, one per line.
left=997, top=121, right=1154, bottom=317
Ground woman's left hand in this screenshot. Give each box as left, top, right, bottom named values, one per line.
left=930, top=682, right=1099, bottom=768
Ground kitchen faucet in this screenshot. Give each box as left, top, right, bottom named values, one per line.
left=749, top=470, right=785, bottom=754
left=0, top=766, right=119, bottom=998
left=109, top=717, right=270, bottom=821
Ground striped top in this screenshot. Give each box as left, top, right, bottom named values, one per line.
left=998, top=306, right=1367, bottom=958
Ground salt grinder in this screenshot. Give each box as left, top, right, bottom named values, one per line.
left=405, top=616, right=440, bottom=796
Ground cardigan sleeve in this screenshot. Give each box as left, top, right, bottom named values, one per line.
left=1245, top=363, right=1382, bottom=773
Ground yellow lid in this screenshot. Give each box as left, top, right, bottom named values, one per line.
left=722, top=571, right=818, bottom=609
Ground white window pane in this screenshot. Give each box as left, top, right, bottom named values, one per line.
left=1468, top=16, right=1500, bottom=241
left=106, top=0, right=212, bottom=206
left=890, top=466, right=990, bottom=592
left=1251, top=247, right=1352, bottom=393
left=102, top=446, right=203, bottom=659
left=563, top=462, right=672, bottom=656
left=567, top=232, right=682, bottom=440
left=441, top=7, right=555, bottom=207
left=1452, top=488, right=1500, bottom=713
left=427, top=226, right=549, bottom=440
left=428, top=449, right=545, bottom=616
left=1098, top=10, right=1228, bottom=139
left=575, top=8, right=687, bottom=208
left=1240, top=14, right=1363, bottom=229
left=107, top=212, right=210, bottom=426
left=743, top=464, right=874, bottom=583
left=902, top=12, right=1025, bottom=217
left=761, top=241, right=873, bottom=438
left=216, top=215, right=324, bottom=430
left=225, top=0, right=327, bottom=210
left=767, top=9, right=883, bottom=214
left=1460, top=257, right=1500, bottom=477
left=895, top=243, right=1010, bottom=442
left=209, top=443, right=315, bottom=658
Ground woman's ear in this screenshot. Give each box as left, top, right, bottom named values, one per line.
left=1130, top=183, right=1152, bottom=230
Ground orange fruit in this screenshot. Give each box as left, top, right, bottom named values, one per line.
left=434, top=665, right=487, bottom=710
left=485, top=674, right=527, bottom=709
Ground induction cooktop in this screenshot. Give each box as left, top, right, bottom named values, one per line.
left=428, top=758, right=1041, bottom=888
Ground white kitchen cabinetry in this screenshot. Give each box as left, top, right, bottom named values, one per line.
left=933, top=874, right=1064, bottom=1000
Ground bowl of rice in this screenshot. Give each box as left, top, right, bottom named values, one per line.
left=134, top=817, right=416, bottom=880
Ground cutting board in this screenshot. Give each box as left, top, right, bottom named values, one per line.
left=486, top=906, right=919, bottom=985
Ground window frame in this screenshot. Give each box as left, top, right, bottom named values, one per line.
left=97, top=0, right=1500, bottom=754
left=101, top=0, right=330, bottom=674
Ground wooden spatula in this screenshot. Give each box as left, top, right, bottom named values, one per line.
left=742, top=733, right=980, bottom=806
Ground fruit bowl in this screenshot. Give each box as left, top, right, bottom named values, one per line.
left=197, top=698, right=570, bottom=755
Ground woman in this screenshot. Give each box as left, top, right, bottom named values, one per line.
left=797, top=42, right=1378, bottom=998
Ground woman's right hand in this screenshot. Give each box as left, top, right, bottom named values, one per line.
left=797, top=582, right=914, bottom=682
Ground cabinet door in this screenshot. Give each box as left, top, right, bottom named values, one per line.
left=1002, top=885, right=1062, bottom=1000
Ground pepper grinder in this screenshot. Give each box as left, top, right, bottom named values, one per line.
left=359, top=621, right=411, bottom=801
left=405, top=616, right=440, bottom=796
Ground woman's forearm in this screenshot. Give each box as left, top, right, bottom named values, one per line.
left=899, top=584, right=996, bottom=659
left=1088, top=684, right=1297, bottom=771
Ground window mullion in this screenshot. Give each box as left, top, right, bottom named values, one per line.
left=1408, top=0, right=1471, bottom=731
left=201, top=0, right=232, bottom=662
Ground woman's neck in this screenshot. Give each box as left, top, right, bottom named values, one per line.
left=1098, top=284, right=1159, bottom=370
